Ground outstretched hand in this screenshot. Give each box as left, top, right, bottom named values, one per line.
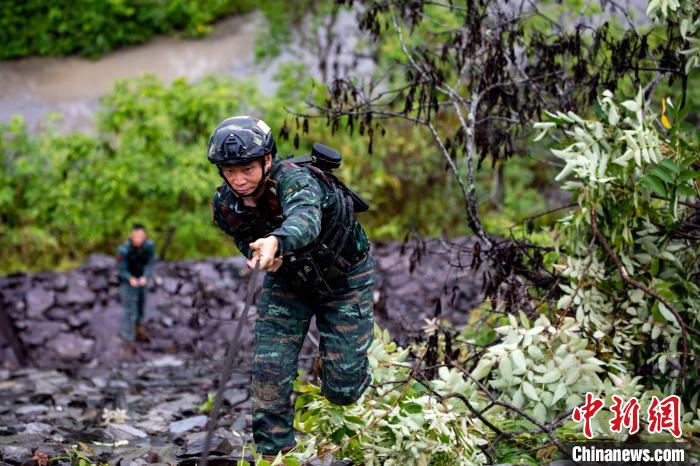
left=248, top=236, right=283, bottom=272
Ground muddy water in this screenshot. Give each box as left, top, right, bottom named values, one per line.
left=0, top=12, right=280, bottom=133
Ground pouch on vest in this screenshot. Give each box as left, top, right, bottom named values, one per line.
left=283, top=143, right=370, bottom=213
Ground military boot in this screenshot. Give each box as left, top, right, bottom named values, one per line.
left=135, top=325, right=151, bottom=343
left=118, top=341, right=137, bottom=361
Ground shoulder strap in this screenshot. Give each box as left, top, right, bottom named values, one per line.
left=284, top=155, right=314, bottom=165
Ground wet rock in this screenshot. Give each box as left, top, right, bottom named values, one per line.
left=0, top=445, right=31, bottom=464
left=176, top=295, right=194, bottom=308
left=87, top=275, right=108, bottom=292
left=52, top=275, right=68, bottom=291
left=18, top=321, right=70, bottom=347
left=28, top=371, right=69, bottom=394
left=160, top=316, right=174, bottom=328
left=67, top=311, right=91, bottom=328
left=177, top=435, right=232, bottom=458
left=25, top=288, right=55, bottom=319
left=191, top=263, right=220, bottom=284
left=15, top=405, right=49, bottom=416
left=83, top=254, right=116, bottom=271
left=45, top=334, right=94, bottom=360
left=168, top=415, right=207, bottom=434
left=140, top=451, right=162, bottom=463
left=17, top=423, right=52, bottom=436
left=57, top=282, right=96, bottom=307
left=45, top=308, right=69, bottom=321
left=223, top=389, right=247, bottom=407
left=230, top=413, right=246, bottom=433
left=161, top=278, right=179, bottom=294
left=135, top=418, right=167, bottom=435
left=106, top=423, right=148, bottom=441
left=178, top=283, right=194, bottom=296
left=147, top=356, right=184, bottom=368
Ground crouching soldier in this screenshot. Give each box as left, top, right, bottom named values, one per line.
left=208, top=116, right=375, bottom=458
left=117, top=224, right=155, bottom=345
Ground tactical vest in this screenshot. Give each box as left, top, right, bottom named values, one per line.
left=119, top=241, right=154, bottom=278
left=216, top=159, right=370, bottom=291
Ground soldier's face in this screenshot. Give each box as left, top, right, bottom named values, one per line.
left=130, top=229, right=146, bottom=248
left=221, top=155, right=271, bottom=196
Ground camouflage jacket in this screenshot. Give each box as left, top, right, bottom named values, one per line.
left=117, top=239, right=156, bottom=281
left=211, top=156, right=371, bottom=283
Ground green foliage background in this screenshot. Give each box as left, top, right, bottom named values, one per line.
left=0, top=63, right=551, bottom=274
left=0, top=0, right=257, bottom=59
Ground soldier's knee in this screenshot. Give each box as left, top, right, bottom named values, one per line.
left=324, top=387, right=363, bottom=406
left=322, top=364, right=371, bottom=406
left=251, top=377, right=289, bottom=408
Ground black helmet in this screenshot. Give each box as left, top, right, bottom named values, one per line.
left=207, top=116, right=277, bottom=166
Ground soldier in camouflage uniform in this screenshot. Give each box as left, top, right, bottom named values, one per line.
left=208, top=116, right=375, bottom=457
left=116, top=224, right=156, bottom=344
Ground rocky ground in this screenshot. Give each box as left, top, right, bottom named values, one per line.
left=0, top=238, right=483, bottom=465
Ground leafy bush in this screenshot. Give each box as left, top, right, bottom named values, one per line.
left=291, top=326, right=489, bottom=465
left=0, top=0, right=257, bottom=59
left=538, top=89, right=700, bottom=402
left=279, top=85, right=699, bottom=464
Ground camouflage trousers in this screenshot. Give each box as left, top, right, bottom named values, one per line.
left=119, top=283, right=147, bottom=341
left=251, top=254, right=376, bottom=455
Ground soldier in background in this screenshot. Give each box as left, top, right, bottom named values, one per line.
left=116, top=224, right=155, bottom=345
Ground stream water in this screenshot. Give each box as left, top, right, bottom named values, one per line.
left=0, top=12, right=293, bottom=133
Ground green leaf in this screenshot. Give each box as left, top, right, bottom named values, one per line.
left=679, top=169, right=700, bottom=182
left=499, top=356, right=513, bottom=382
left=471, top=359, right=494, bottom=381
left=402, top=402, right=423, bottom=414
left=512, top=388, right=525, bottom=408
left=330, top=427, right=348, bottom=444
left=657, top=302, right=678, bottom=325
left=537, top=371, right=561, bottom=384
left=511, top=349, right=527, bottom=374
left=641, top=175, right=667, bottom=197
left=345, top=415, right=365, bottom=425
left=650, top=166, right=674, bottom=184
left=522, top=381, right=540, bottom=401
left=659, top=159, right=680, bottom=175
left=551, top=383, right=567, bottom=405
left=533, top=402, right=547, bottom=422
left=678, top=185, right=697, bottom=197
left=527, top=345, right=544, bottom=361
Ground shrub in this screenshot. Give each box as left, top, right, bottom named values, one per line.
left=0, top=0, right=257, bottom=59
